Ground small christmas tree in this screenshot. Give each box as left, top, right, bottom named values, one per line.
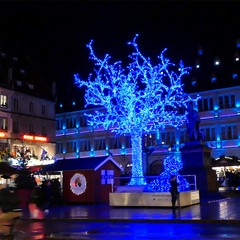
left=149, top=155, right=190, bottom=192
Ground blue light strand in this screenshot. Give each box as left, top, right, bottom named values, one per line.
left=149, top=155, right=190, bottom=192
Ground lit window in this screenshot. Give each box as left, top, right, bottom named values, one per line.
left=0, top=94, right=7, bottom=107
left=198, top=46, right=203, bottom=55
left=236, top=39, right=240, bottom=48
left=211, top=74, right=217, bottom=83
left=232, top=73, right=238, bottom=79
left=191, top=79, right=197, bottom=86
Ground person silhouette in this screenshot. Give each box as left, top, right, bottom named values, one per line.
left=169, top=175, right=179, bottom=209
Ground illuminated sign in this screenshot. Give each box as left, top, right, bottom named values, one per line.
left=23, top=135, right=47, bottom=142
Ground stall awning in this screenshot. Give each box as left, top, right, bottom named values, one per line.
left=0, top=162, right=19, bottom=175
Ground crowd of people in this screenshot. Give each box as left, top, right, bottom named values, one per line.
left=0, top=178, right=62, bottom=237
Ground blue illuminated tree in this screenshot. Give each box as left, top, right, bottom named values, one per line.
left=74, top=34, right=200, bottom=186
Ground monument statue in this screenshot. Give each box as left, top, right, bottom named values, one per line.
left=186, top=102, right=201, bottom=142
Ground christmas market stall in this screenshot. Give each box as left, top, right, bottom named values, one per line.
left=42, top=156, right=122, bottom=203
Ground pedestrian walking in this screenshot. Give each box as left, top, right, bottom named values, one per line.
left=169, top=175, right=179, bottom=208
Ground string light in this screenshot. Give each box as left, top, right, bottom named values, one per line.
left=74, top=34, right=200, bottom=186
left=149, top=155, right=190, bottom=192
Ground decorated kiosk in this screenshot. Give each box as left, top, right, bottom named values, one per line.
left=43, top=155, right=122, bottom=203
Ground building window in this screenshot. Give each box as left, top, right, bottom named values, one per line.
left=109, top=137, right=121, bottom=149
left=29, top=123, right=34, bottom=133
left=94, top=138, right=106, bottom=150
left=13, top=121, right=19, bottom=133
left=42, top=105, right=46, bottom=116
left=42, top=126, right=47, bottom=136
left=125, top=136, right=132, bottom=148
left=56, top=143, right=63, bottom=154
left=198, top=98, right=213, bottom=112
left=66, top=117, right=76, bottom=129
left=29, top=101, right=34, bottom=112
left=57, top=119, right=63, bottom=130
left=0, top=117, right=8, bottom=131
left=0, top=94, right=7, bottom=108
left=180, top=130, right=187, bottom=143
left=13, top=98, right=19, bottom=110
left=201, top=127, right=216, bottom=141
left=161, top=132, right=176, bottom=145
left=221, top=125, right=238, bottom=140
left=144, top=133, right=157, bottom=147
left=80, top=140, right=91, bottom=152
left=66, top=141, right=77, bottom=153
left=79, top=116, right=87, bottom=127
left=219, top=95, right=235, bottom=109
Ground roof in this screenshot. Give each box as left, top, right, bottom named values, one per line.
left=42, top=155, right=123, bottom=172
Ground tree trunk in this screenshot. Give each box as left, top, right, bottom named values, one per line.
left=128, top=134, right=147, bottom=185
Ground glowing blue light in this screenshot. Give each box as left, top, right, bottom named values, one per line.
left=211, top=76, right=217, bottom=83
left=232, top=73, right=238, bottom=79
left=149, top=155, right=190, bottom=192
left=74, top=34, right=200, bottom=186
left=192, top=80, right=197, bottom=86
left=72, top=101, right=76, bottom=106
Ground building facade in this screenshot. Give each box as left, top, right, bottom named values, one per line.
left=55, top=86, right=240, bottom=176
left=0, top=51, right=56, bottom=169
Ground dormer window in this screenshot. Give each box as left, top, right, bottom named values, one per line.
left=20, top=69, right=25, bottom=75
left=16, top=80, right=22, bottom=86
left=28, top=83, right=34, bottom=90
left=0, top=53, right=6, bottom=58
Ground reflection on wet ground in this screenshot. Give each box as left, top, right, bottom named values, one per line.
left=8, top=191, right=240, bottom=239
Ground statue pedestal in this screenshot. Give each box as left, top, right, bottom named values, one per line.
left=180, top=142, right=218, bottom=192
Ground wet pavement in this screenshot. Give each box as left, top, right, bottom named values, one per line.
left=8, top=190, right=240, bottom=240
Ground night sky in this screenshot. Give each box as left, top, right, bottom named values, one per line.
left=0, top=1, right=239, bottom=110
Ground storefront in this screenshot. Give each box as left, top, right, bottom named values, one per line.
left=42, top=155, right=123, bottom=203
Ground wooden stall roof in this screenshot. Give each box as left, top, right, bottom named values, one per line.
left=42, top=155, right=123, bottom=172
